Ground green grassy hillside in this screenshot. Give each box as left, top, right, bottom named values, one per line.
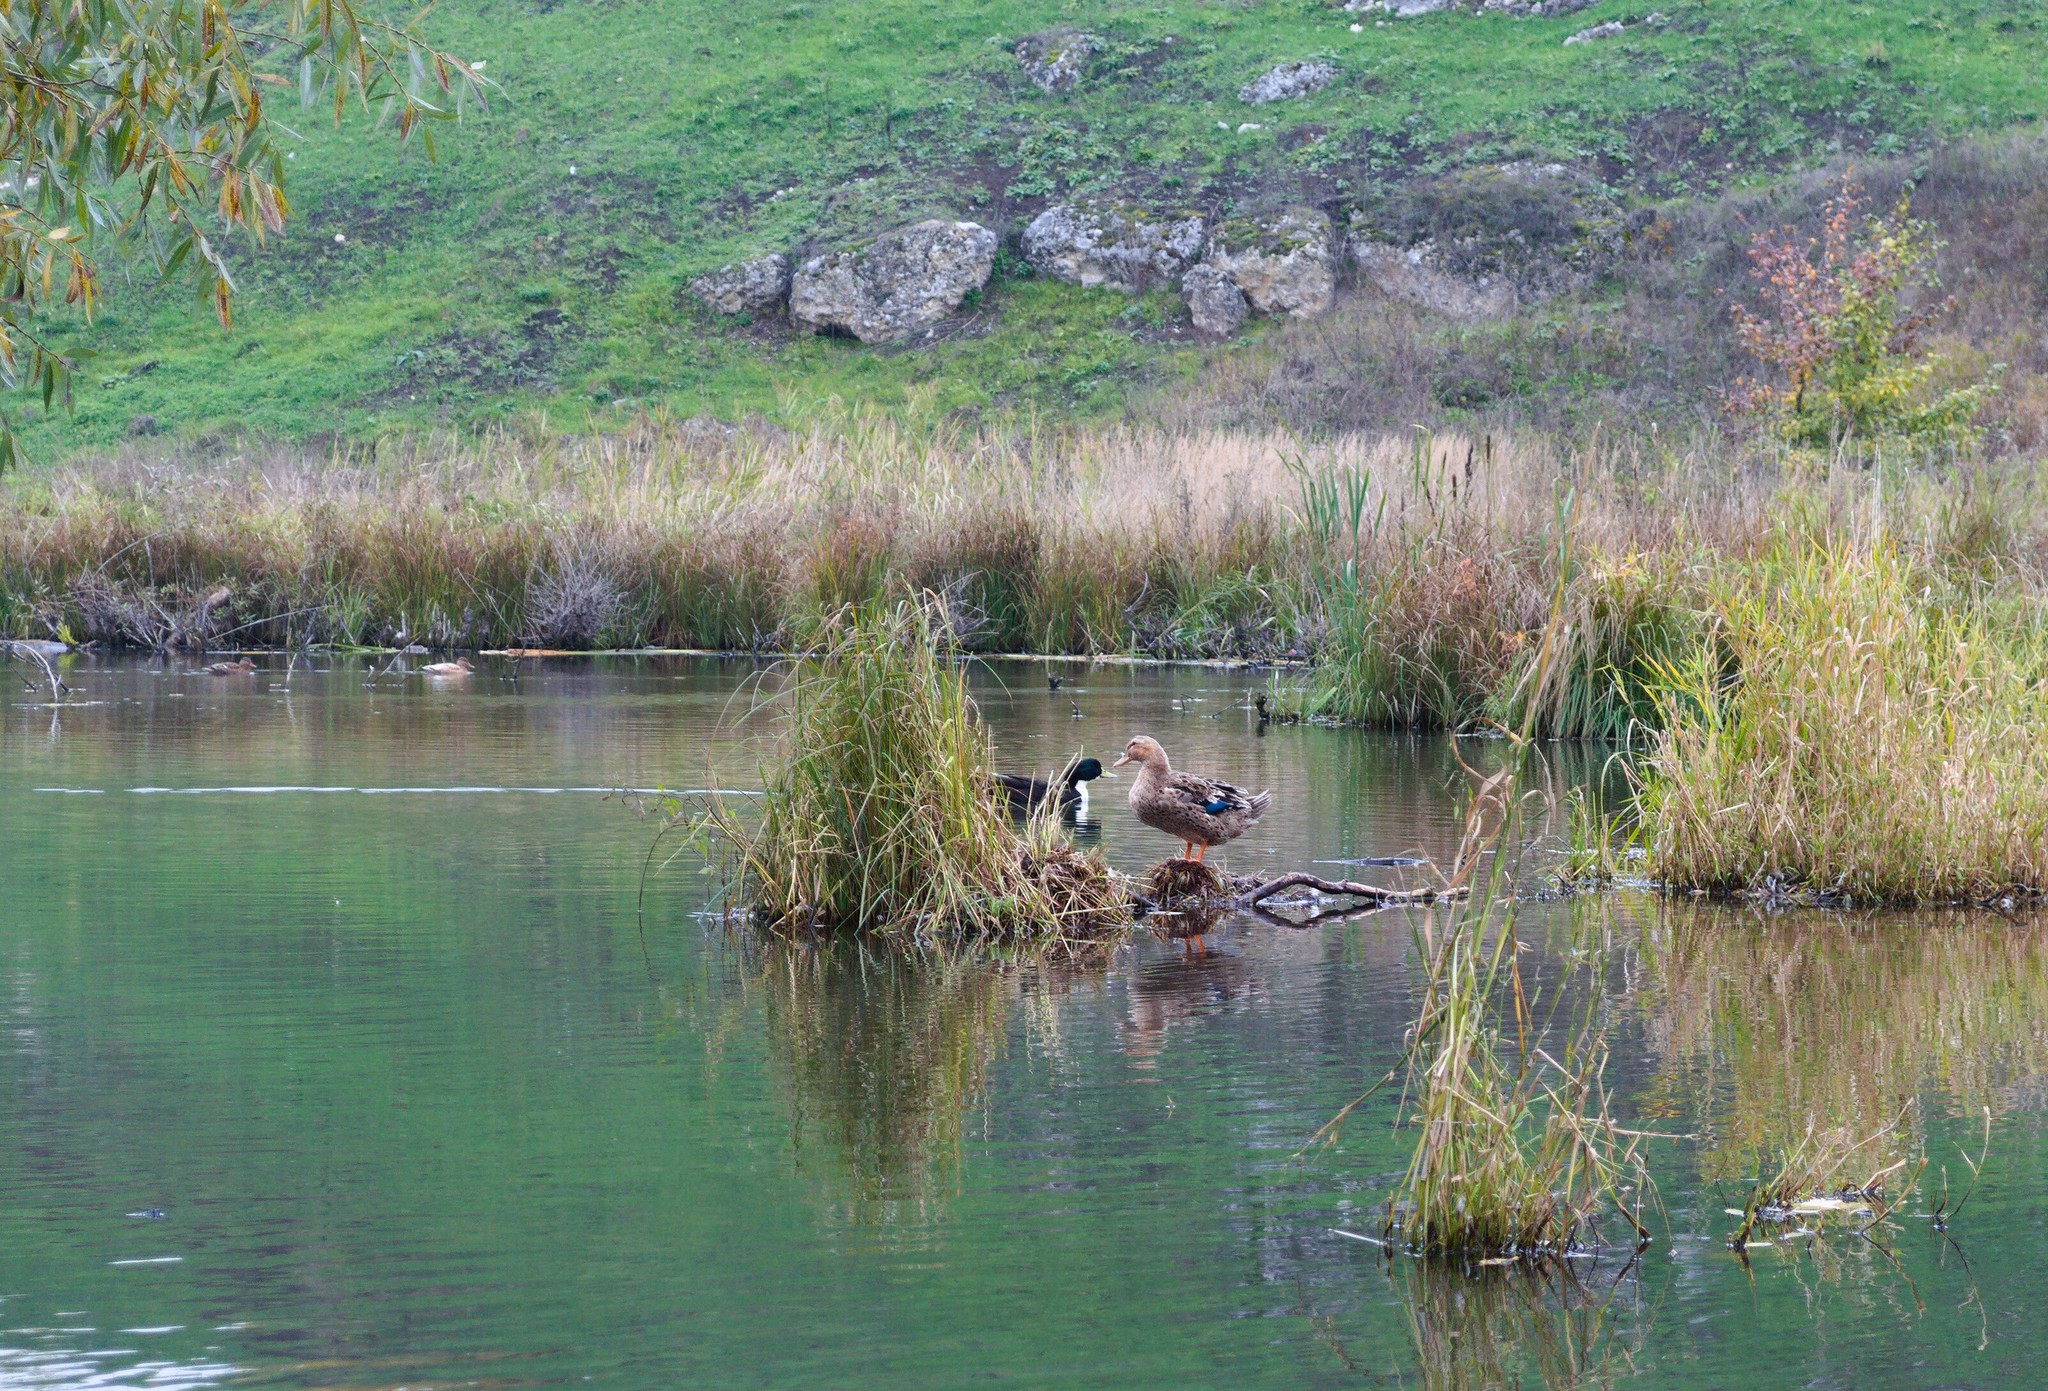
left=27, top=0, right=2048, bottom=453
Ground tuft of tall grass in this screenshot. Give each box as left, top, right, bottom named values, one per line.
left=711, top=598, right=1128, bottom=947
left=1375, top=742, right=1653, bottom=1259
left=1488, top=551, right=1703, bottom=741
left=1641, top=537, right=2048, bottom=903
left=1725, top=1109, right=1922, bottom=1250
left=1389, top=899, right=1651, bottom=1257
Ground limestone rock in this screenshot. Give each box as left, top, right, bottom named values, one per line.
left=1346, top=163, right=1628, bottom=316
left=1021, top=201, right=1206, bottom=291
left=1480, top=0, right=1599, bottom=15
left=1238, top=61, right=1336, bottom=105
left=1564, top=12, right=1664, bottom=41
left=1353, top=0, right=1456, bottom=14
left=1016, top=28, right=1099, bottom=94
left=1200, top=206, right=1336, bottom=318
left=789, top=221, right=998, bottom=343
left=689, top=253, right=792, bottom=315
left=1351, top=240, right=1516, bottom=318
left=1563, top=20, right=1626, bottom=43
left=1181, top=264, right=1248, bottom=335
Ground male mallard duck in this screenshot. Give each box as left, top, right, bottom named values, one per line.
left=203, top=657, right=256, bottom=676
left=994, top=756, right=1104, bottom=813
left=420, top=657, right=473, bottom=678
left=1112, top=735, right=1271, bottom=862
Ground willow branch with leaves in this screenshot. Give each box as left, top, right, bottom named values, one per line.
left=0, top=0, right=486, bottom=466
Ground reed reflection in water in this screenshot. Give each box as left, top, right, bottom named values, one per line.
left=1315, top=1258, right=1648, bottom=1391
left=759, top=943, right=1016, bottom=1228
left=1635, top=904, right=2048, bottom=1181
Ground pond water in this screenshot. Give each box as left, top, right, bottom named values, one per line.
left=3, top=655, right=2045, bottom=1390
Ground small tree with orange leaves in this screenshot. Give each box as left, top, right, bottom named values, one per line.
left=1730, top=181, right=1994, bottom=452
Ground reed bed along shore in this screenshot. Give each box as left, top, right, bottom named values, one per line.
left=10, top=408, right=2036, bottom=672
left=14, top=411, right=2048, bottom=900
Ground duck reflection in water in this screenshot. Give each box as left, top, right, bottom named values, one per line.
left=1119, top=910, right=1261, bottom=1066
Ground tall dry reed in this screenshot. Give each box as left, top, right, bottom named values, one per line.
left=1640, top=537, right=2048, bottom=903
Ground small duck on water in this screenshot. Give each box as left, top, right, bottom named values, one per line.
left=1112, top=735, right=1271, bottom=862
left=994, top=756, right=1105, bottom=813
left=420, top=657, right=474, bottom=678
left=203, top=657, right=256, bottom=676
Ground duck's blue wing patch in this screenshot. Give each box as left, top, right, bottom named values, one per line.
left=1201, top=796, right=1234, bottom=815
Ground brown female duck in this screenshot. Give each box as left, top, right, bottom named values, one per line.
left=1111, top=735, right=1271, bottom=862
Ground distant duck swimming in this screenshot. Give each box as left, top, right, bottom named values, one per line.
left=994, top=756, right=1105, bottom=813
left=420, top=657, right=474, bottom=678
left=203, top=657, right=256, bottom=676
left=1112, top=735, right=1271, bottom=862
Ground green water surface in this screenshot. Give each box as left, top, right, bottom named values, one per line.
left=2, top=656, right=2044, bottom=1389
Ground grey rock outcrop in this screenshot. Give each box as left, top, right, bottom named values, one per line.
left=789, top=221, right=998, bottom=343
left=1238, top=61, right=1336, bottom=105
left=1022, top=201, right=1206, bottom=290
left=1346, top=162, right=1629, bottom=317
left=1564, top=12, right=1664, bottom=42
left=1200, top=206, right=1337, bottom=318
left=1480, top=0, right=1599, bottom=15
left=689, top=253, right=792, bottom=315
left=1352, top=0, right=1456, bottom=14
left=1016, top=28, right=1099, bottom=94
left=1563, top=20, right=1626, bottom=43
left=1342, top=0, right=1603, bottom=14
left=1181, top=264, right=1248, bottom=335
left=1351, top=241, right=1516, bottom=318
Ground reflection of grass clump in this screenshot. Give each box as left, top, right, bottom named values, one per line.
left=762, top=942, right=1011, bottom=1227
left=719, top=598, right=1128, bottom=947
left=1393, top=1260, right=1640, bottom=1391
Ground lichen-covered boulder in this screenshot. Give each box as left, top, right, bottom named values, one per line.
left=1016, top=28, right=1100, bottom=94
left=1563, top=19, right=1627, bottom=43
left=789, top=221, right=998, bottom=343
left=1021, top=201, right=1206, bottom=291
left=1200, top=206, right=1336, bottom=318
left=689, top=254, right=792, bottom=315
left=1181, top=264, right=1248, bottom=335
left=1238, top=61, right=1336, bottom=105
left=1353, top=0, right=1456, bottom=14
left=1345, top=163, right=1627, bottom=316
left=1350, top=240, right=1516, bottom=317
left=1480, top=0, right=1600, bottom=16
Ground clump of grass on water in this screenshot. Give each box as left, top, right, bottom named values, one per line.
left=1641, top=537, right=2048, bottom=904
left=1387, top=894, right=1652, bottom=1256
left=711, top=597, right=1128, bottom=948
left=1725, top=1109, right=1925, bottom=1251
left=1344, top=597, right=1656, bottom=1260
